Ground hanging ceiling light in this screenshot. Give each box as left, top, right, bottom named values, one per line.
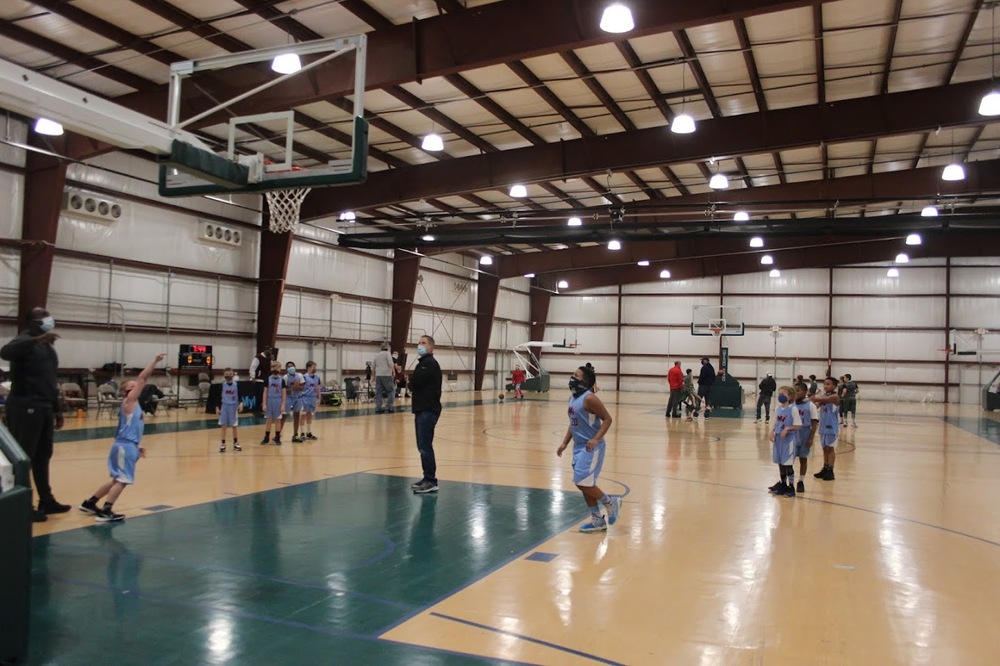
left=906, top=233, right=922, bottom=246
left=749, top=237, right=764, bottom=248
left=895, top=253, right=910, bottom=264
left=659, top=269, right=671, bottom=279
left=339, top=211, right=356, bottom=222
left=709, top=173, right=729, bottom=190
left=607, top=239, right=622, bottom=251
left=760, top=254, right=774, bottom=265
left=557, top=280, right=569, bottom=289
left=769, top=268, right=781, bottom=278
left=887, top=267, right=900, bottom=277
left=421, top=133, right=444, bottom=151
left=34, top=118, right=64, bottom=136
left=637, top=260, right=650, bottom=266
left=599, top=2, right=634, bottom=33
left=524, top=273, right=535, bottom=278
left=942, top=163, right=965, bottom=181
left=733, top=211, right=750, bottom=222
left=479, top=255, right=493, bottom=265
left=421, top=234, right=435, bottom=241
left=271, top=52, right=301, bottom=74
left=509, top=184, right=527, bottom=197
left=920, top=206, right=938, bottom=217
left=671, top=113, right=696, bottom=134
left=567, top=216, right=582, bottom=226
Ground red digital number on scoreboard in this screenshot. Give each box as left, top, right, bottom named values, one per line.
left=191, top=345, right=208, bottom=353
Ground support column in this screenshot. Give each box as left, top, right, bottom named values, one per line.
left=390, top=252, right=421, bottom=356
left=18, top=139, right=68, bottom=327
left=256, top=227, right=294, bottom=352
left=615, top=284, right=623, bottom=391
left=474, top=268, right=500, bottom=390
left=944, top=258, right=952, bottom=403
left=529, top=281, right=552, bottom=363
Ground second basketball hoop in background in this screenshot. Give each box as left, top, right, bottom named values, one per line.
left=265, top=187, right=311, bottom=233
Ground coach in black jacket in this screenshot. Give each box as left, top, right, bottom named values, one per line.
left=1, top=307, right=71, bottom=522
left=697, top=357, right=716, bottom=416
left=409, top=335, right=442, bottom=494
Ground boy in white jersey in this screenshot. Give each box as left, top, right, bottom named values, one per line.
left=556, top=365, right=621, bottom=532
left=811, top=377, right=841, bottom=480
left=79, top=352, right=165, bottom=522
left=793, top=381, right=819, bottom=493
left=301, top=361, right=321, bottom=440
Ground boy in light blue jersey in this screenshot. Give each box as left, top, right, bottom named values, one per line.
left=284, top=361, right=306, bottom=442
left=260, top=361, right=286, bottom=446
left=301, top=361, right=321, bottom=440
left=217, top=368, right=242, bottom=452
left=769, top=386, right=803, bottom=497
left=556, top=365, right=621, bottom=532
left=79, top=352, right=165, bottom=522
left=792, top=381, right=819, bottom=493
left=812, top=377, right=841, bottom=480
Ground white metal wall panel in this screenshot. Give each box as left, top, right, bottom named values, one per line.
left=573, top=286, right=620, bottom=296
left=833, top=295, right=945, bottom=328
left=950, top=257, right=1000, bottom=267
left=833, top=267, right=947, bottom=294
left=410, top=310, right=475, bottom=348
left=725, top=295, right=829, bottom=327
left=495, top=288, right=529, bottom=322
left=831, top=330, right=944, bottom=360
left=548, top=295, right=619, bottom=324
left=413, top=270, right=474, bottom=313
left=950, top=298, right=1000, bottom=329
left=620, top=296, right=704, bottom=325
left=0, top=249, right=20, bottom=317
left=725, top=268, right=830, bottom=294
left=950, top=267, right=1000, bottom=295
left=619, top=377, right=669, bottom=394
left=753, top=329, right=829, bottom=359
left=619, top=357, right=668, bottom=376
left=0, top=170, right=23, bottom=239
left=421, top=253, right=476, bottom=279
left=286, top=242, right=389, bottom=298
left=0, top=119, right=27, bottom=168
left=622, top=277, right=722, bottom=294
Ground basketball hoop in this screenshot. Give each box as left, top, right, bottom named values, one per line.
left=265, top=187, right=311, bottom=233
left=710, top=325, right=723, bottom=338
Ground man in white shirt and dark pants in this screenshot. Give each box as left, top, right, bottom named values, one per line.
left=373, top=343, right=397, bottom=414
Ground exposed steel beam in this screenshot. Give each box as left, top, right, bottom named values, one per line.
left=553, top=231, right=1000, bottom=291
left=301, top=81, right=995, bottom=217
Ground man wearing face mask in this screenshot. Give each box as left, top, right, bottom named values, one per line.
left=409, top=335, right=442, bottom=494
left=1, top=307, right=71, bottom=522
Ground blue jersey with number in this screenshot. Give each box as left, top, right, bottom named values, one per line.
left=304, top=373, right=321, bottom=400
left=568, top=391, right=602, bottom=446
left=819, top=394, right=840, bottom=435
left=266, top=375, right=284, bottom=404
left=115, top=405, right=144, bottom=446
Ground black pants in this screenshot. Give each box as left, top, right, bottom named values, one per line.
left=4, top=399, right=56, bottom=503
left=666, top=388, right=683, bottom=416
left=414, top=410, right=440, bottom=483
left=756, top=393, right=772, bottom=421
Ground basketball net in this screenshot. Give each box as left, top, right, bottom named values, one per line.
left=710, top=325, right=723, bottom=338
left=265, top=187, right=311, bottom=233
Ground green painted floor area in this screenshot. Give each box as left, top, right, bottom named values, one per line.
left=29, top=474, right=583, bottom=665
left=944, top=415, right=1000, bottom=446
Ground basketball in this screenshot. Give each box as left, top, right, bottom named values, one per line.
left=498, top=393, right=505, bottom=401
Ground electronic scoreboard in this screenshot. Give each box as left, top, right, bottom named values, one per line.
left=178, top=344, right=213, bottom=368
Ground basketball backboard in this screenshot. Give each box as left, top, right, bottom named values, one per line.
left=691, top=305, right=745, bottom=336
left=157, top=34, right=369, bottom=197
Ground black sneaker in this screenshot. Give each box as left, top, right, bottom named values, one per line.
left=39, top=499, right=72, bottom=514
left=780, top=485, right=796, bottom=497
left=291, top=435, right=304, bottom=443
left=821, top=468, right=836, bottom=481
left=32, top=509, right=48, bottom=523
left=305, top=433, right=318, bottom=440
left=796, top=480, right=805, bottom=493
left=260, top=437, right=270, bottom=445
left=813, top=466, right=828, bottom=479
left=95, top=507, right=125, bottom=522
left=273, top=437, right=282, bottom=446
left=410, top=479, right=425, bottom=490
left=768, top=482, right=784, bottom=494
left=79, top=499, right=99, bottom=515
left=413, top=480, right=439, bottom=494
left=233, top=442, right=242, bottom=452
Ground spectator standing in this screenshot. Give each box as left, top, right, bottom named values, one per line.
left=666, top=361, right=684, bottom=418
left=373, top=343, right=396, bottom=414
left=755, top=373, right=776, bottom=424
left=697, top=357, right=716, bottom=417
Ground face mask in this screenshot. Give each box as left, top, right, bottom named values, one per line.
left=225, top=376, right=234, bottom=383
left=777, top=394, right=789, bottom=404
left=272, top=370, right=280, bottom=375
left=39, top=316, right=55, bottom=332
left=416, top=344, right=427, bottom=357
left=568, top=377, right=590, bottom=396
left=287, top=367, right=296, bottom=375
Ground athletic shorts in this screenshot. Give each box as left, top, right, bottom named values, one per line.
left=772, top=432, right=796, bottom=465
left=301, top=398, right=317, bottom=415
left=218, top=403, right=238, bottom=427
left=571, top=439, right=606, bottom=486
left=842, top=398, right=857, bottom=413
left=286, top=394, right=304, bottom=412
left=821, top=433, right=838, bottom=448
left=265, top=399, right=283, bottom=420
left=794, top=434, right=812, bottom=458
left=108, top=441, right=140, bottom=485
